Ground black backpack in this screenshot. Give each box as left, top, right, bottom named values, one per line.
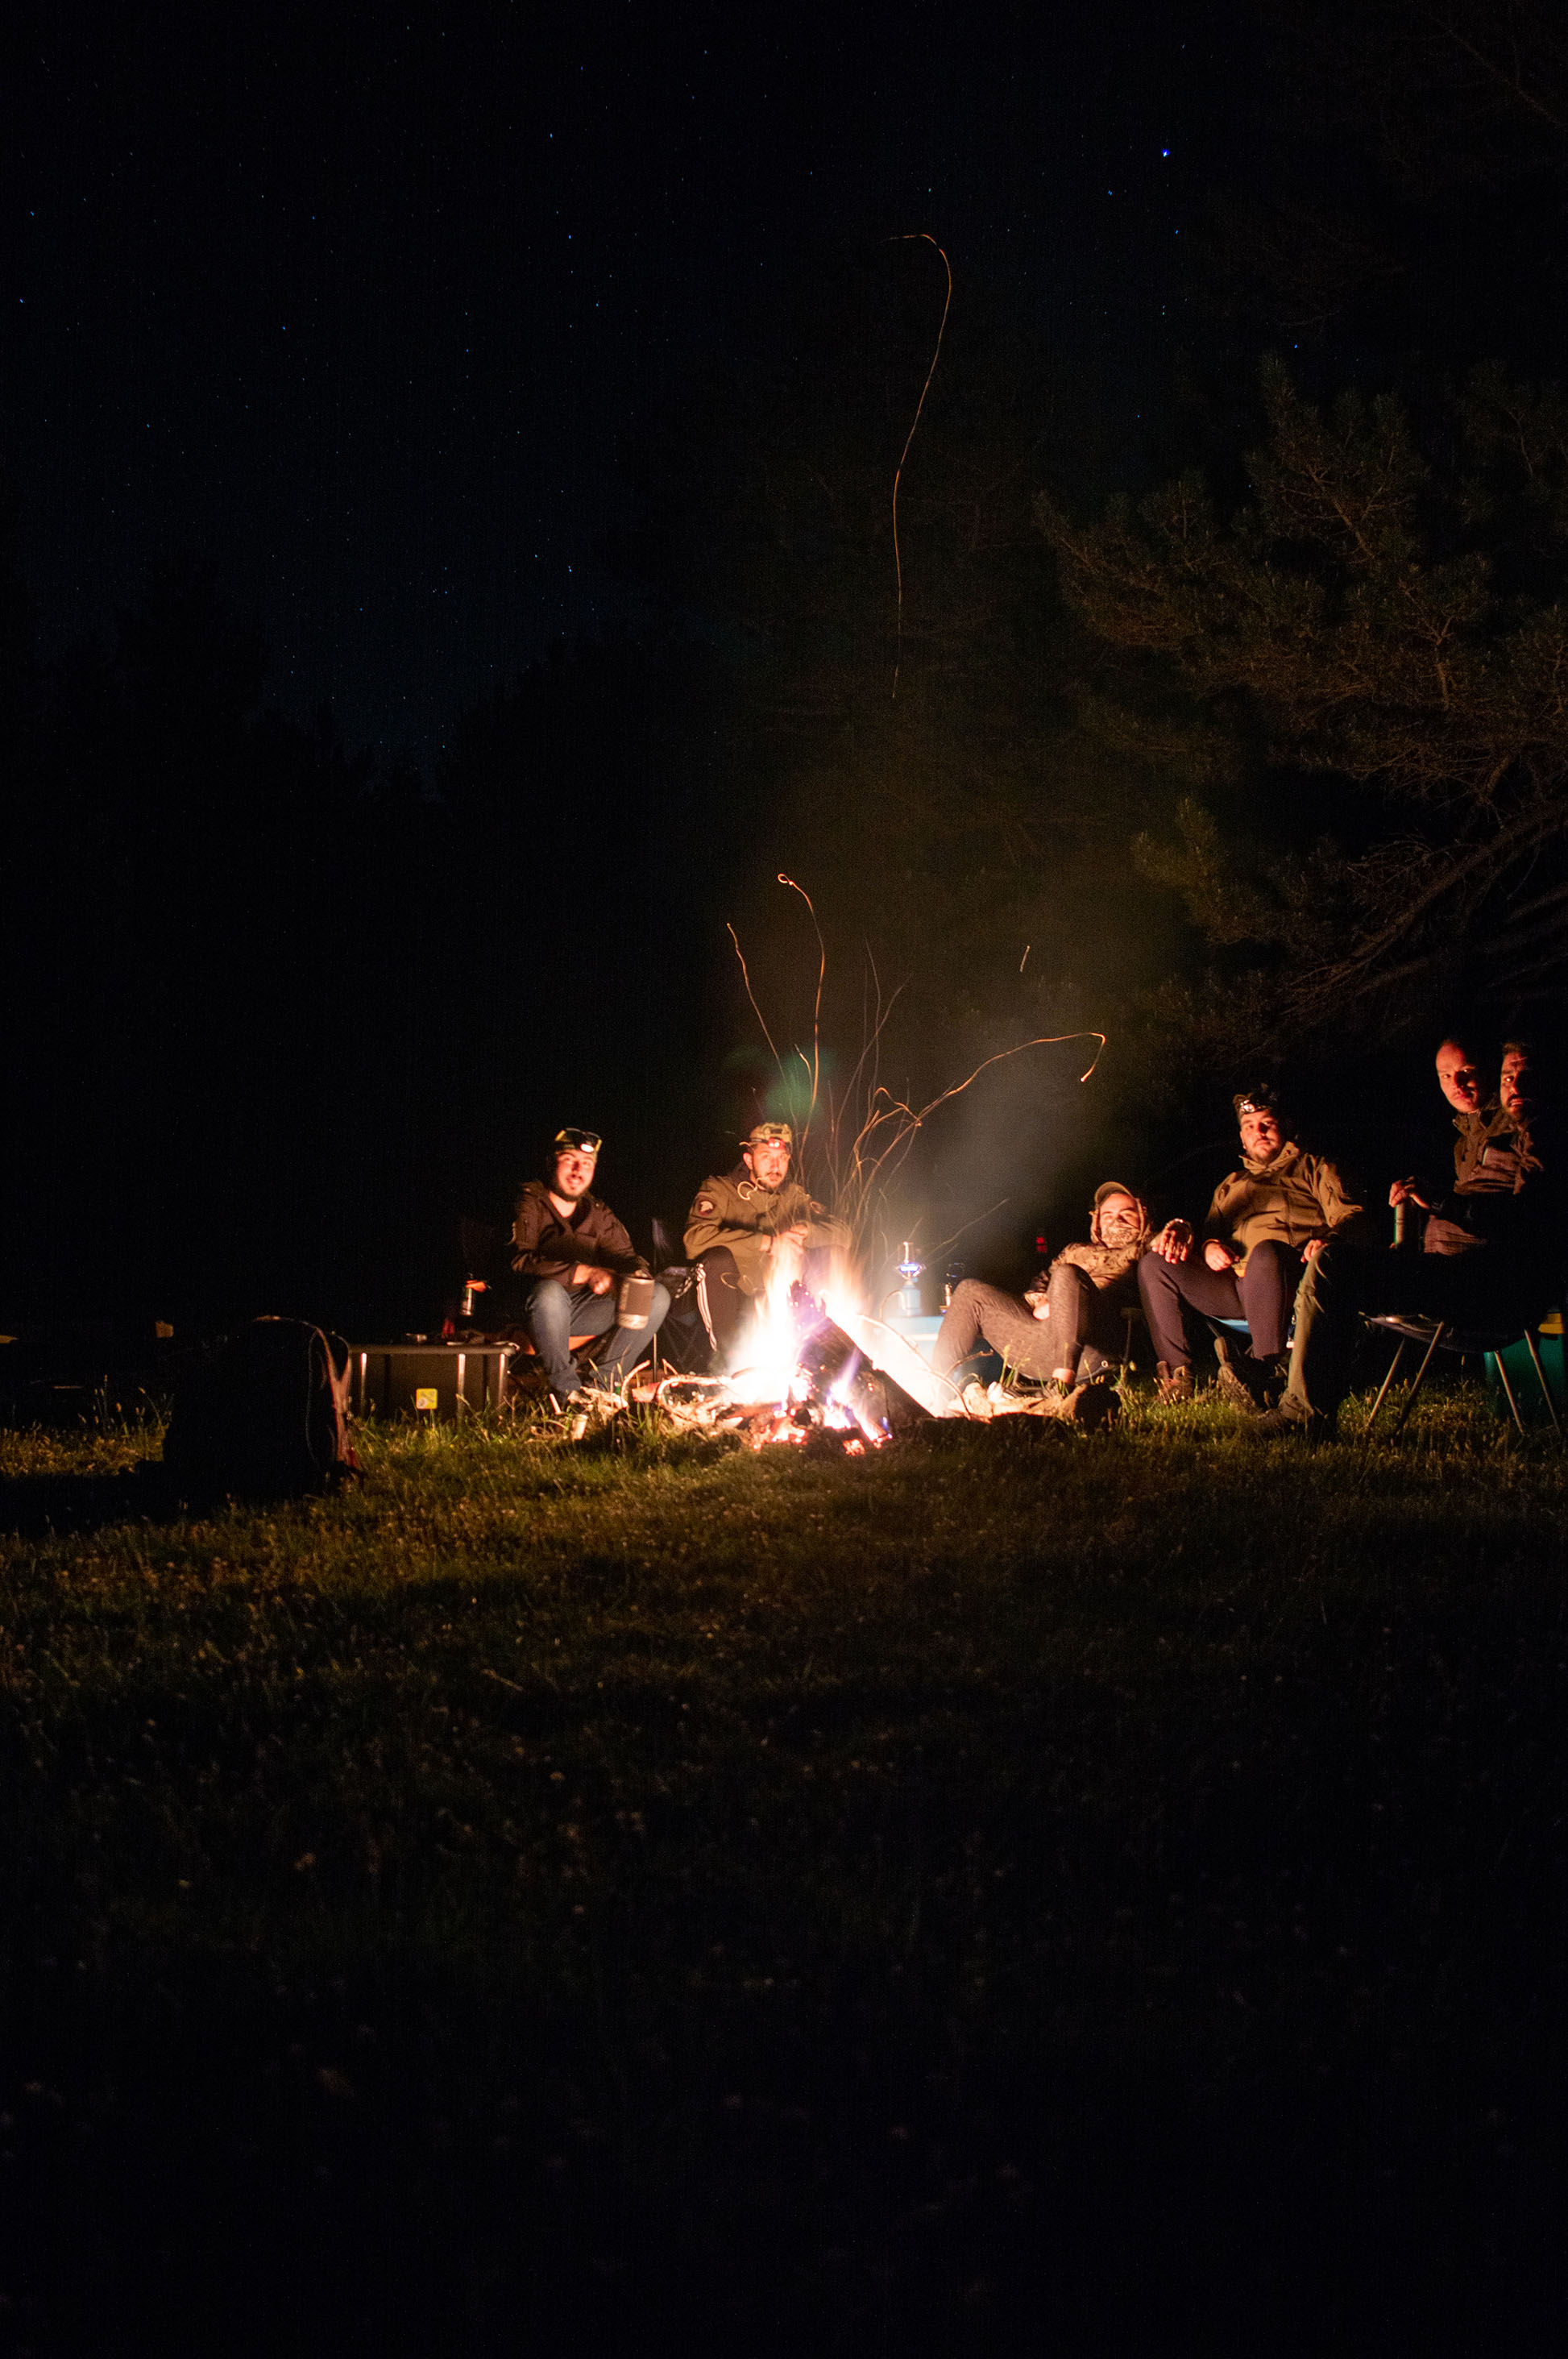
left=163, top=1318, right=360, bottom=1504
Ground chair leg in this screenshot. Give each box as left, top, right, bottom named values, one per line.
left=1491, top=1347, right=1525, bottom=1437
left=1364, top=1338, right=1408, bottom=1431
left=1520, top=1329, right=1563, bottom=1443
left=1389, top=1323, right=1447, bottom=1435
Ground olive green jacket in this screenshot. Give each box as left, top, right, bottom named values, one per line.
left=1425, top=1107, right=1550, bottom=1255
left=683, top=1165, right=849, bottom=1298
left=1205, top=1144, right=1365, bottom=1272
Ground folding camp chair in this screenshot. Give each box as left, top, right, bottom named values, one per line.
left=1363, top=1314, right=1564, bottom=1442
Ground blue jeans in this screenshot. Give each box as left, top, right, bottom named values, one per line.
left=519, top=1277, right=670, bottom=1400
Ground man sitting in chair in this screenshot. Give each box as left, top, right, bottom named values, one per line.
left=1138, top=1086, right=1367, bottom=1410
left=933, top=1182, right=1150, bottom=1413
left=1392, top=1031, right=1540, bottom=1254
left=1256, top=1040, right=1562, bottom=1440
left=683, top=1121, right=848, bottom=1368
left=509, top=1127, right=670, bottom=1407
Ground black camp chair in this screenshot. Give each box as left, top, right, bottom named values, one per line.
left=1363, top=1313, right=1564, bottom=1441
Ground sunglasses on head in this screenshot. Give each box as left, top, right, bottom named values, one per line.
left=554, top=1128, right=603, bottom=1154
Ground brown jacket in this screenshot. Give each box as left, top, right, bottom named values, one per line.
left=683, top=1164, right=849, bottom=1298
left=1454, top=1107, right=1538, bottom=1196
left=1205, top=1144, right=1365, bottom=1272
left=1029, top=1226, right=1150, bottom=1303
left=510, top=1180, right=642, bottom=1285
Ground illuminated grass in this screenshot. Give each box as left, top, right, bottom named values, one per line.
left=0, top=1395, right=1563, bottom=2352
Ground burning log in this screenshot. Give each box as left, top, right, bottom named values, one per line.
left=789, top=1291, right=931, bottom=1442
left=653, top=1285, right=932, bottom=1448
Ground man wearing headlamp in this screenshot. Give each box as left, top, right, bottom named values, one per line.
left=509, top=1128, right=669, bottom=1405
left=684, top=1120, right=848, bottom=1365
left=1138, top=1086, right=1367, bottom=1409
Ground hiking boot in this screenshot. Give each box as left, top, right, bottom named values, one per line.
left=1056, top=1378, right=1122, bottom=1431
left=1213, top=1337, right=1266, bottom=1417
left=1248, top=1394, right=1334, bottom=1442
left=1155, top=1360, right=1194, bottom=1405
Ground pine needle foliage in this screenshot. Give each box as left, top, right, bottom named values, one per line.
left=1039, top=359, right=1568, bottom=1064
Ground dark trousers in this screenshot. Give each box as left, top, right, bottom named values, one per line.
left=1136, top=1239, right=1296, bottom=1369
left=519, top=1277, right=670, bottom=1401
left=693, top=1244, right=837, bottom=1371
left=693, top=1248, right=751, bottom=1366
left=1286, top=1239, right=1549, bottom=1425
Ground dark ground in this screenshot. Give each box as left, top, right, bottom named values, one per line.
left=0, top=1386, right=1564, bottom=2355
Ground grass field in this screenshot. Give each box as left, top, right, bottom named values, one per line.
left=1, top=1389, right=1565, bottom=2356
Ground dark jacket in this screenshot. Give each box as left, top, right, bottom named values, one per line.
left=1425, top=1110, right=1560, bottom=1263
left=510, top=1180, right=642, bottom=1285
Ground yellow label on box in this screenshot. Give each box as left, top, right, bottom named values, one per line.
left=414, top=1387, right=438, bottom=1412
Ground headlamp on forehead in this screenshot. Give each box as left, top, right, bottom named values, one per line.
left=1233, top=1089, right=1280, bottom=1121
left=553, top=1127, right=602, bottom=1154
left=742, top=1121, right=794, bottom=1147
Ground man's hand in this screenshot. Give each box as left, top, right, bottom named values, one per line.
left=1301, top=1238, right=1326, bottom=1261
left=1388, top=1177, right=1431, bottom=1211
left=1151, top=1219, right=1192, bottom=1264
left=570, top=1263, right=615, bottom=1295
left=1202, top=1238, right=1238, bottom=1273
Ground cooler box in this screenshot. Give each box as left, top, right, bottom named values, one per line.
left=882, top=1312, right=944, bottom=1364
left=1485, top=1311, right=1565, bottom=1426
left=882, top=1310, right=1004, bottom=1388
left=351, top=1343, right=514, bottom=1420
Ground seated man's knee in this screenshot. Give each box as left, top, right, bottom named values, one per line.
left=1136, top=1249, right=1176, bottom=1299
left=523, top=1277, right=570, bottom=1322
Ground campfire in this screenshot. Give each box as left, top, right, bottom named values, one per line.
left=654, top=1280, right=944, bottom=1450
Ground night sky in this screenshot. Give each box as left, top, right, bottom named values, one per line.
left=9, top=0, right=1561, bottom=1337
left=6, top=0, right=1237, bottom=770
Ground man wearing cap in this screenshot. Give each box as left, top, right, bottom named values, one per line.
left=683, top=1122, right=848, bottom=1366
left=933, top=1183, right=1150, bottom=1407
left=1138, top=1087, right=1367, bottom=1408
left=509, top=1128, right=670, bottom=1405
